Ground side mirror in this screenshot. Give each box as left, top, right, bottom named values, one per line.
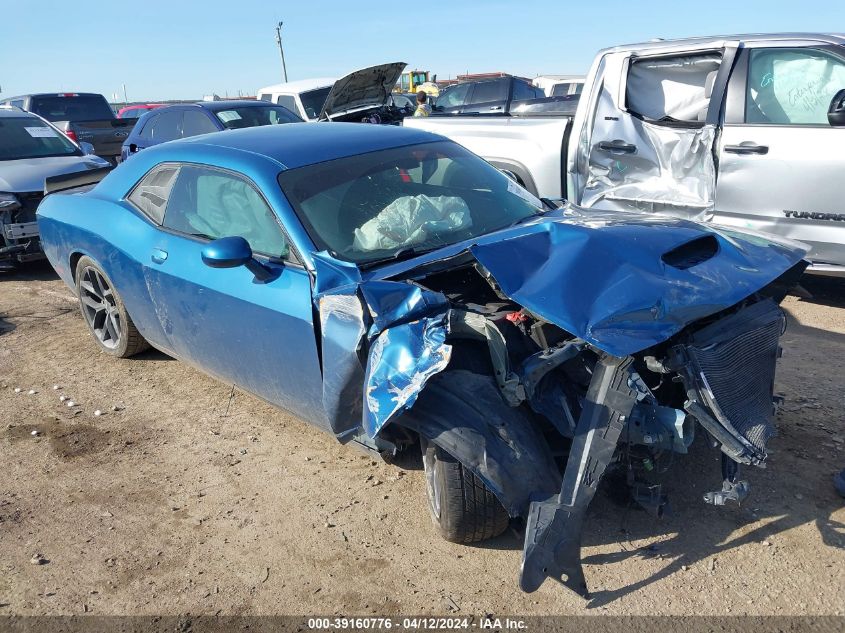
left=828, top=89, right=845, bottom=126
left=201, top=236, right=278, bottom=282
left=202, top=236, right=253, bottom=268
left=129, top=143, right=139, bottom=154
left=79, top=141, right=96, bottom=155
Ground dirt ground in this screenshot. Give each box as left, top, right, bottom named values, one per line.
left=1, top=262, right=843, bottom=617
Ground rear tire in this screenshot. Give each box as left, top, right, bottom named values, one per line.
left=421, top=438, right=509, bottom=544
left=75, top=256, right=149, bottom=358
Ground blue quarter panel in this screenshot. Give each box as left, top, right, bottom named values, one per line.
left=37, top=194, right=169, bottom=349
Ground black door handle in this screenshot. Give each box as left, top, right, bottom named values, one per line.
left=598, top=140, right=637, bottom=154
left=724, top=143, right=769, bottom=155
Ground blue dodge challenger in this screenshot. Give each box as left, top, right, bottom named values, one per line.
left=37, top=123, right=808, bottom=597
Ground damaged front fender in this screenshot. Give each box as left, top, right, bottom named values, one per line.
left=313, top=252, right=453, bottom=438
left=364, top=314, right=451, bottom=437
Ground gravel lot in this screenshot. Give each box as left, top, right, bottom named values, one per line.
left=1, top=262, right=844, bottom=616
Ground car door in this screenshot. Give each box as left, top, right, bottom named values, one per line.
left=715, top=45, right=845, bottom=272
left=462, top=78, right=509, bottom=113
left=143, top=163, right=328, bottom=429
left=573, top=46, right=735, bottom=221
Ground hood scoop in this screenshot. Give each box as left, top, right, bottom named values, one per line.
left=661, top=235, right=719, bottom=270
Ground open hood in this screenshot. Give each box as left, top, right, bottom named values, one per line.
left=319, top=62, right=407, bottom=120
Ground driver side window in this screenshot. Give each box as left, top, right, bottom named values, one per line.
left=163, top=165, right=291, bottom=259
left=438, top=83, right=471, bottom=109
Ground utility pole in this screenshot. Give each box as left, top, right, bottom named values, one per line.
left=275, top=21, right=288, bottom=83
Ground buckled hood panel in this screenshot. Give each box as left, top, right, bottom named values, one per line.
left=466, top=207, right=808, bottom=356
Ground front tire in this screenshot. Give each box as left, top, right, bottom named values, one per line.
left=421, top=438, right=509, bottom=544
left=75, top=256, right=149, bottom=358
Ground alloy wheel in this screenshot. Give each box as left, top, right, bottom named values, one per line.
left=79, top=267, right=122, bottom=349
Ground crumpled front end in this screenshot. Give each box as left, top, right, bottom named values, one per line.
left=311, top=210, right=808, bottom=599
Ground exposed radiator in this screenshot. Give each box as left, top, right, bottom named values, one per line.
left=685, top=300, right=785, bottom=454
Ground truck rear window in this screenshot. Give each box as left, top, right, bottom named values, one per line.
left=30, top=95, right=115, bottom=122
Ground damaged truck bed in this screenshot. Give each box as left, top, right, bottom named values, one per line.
left=36, top=123, right=809, bottom=597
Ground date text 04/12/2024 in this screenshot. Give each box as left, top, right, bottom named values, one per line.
left=307, top=617, right=527, bottom=630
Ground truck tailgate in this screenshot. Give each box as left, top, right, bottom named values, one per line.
left=72, top=119, right=133, bottom=160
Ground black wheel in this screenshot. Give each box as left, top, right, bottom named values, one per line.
left=421, top=438, right=509, bottom=544
left=75, top=256, right=149, bottom=358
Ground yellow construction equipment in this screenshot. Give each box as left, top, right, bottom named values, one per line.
left=395, top=70, right=439, bottom=97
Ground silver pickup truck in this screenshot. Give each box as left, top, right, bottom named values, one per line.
left=406, top=33, right=845, bottom=276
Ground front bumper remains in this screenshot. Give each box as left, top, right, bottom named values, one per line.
left=519, top=300, right=785, bottom=597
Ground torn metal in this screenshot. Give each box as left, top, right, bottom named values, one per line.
left=571, top=51, right=719, bottom=221
left=311, top=208, right=808, bottom=598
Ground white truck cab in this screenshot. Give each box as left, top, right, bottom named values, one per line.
left=258, top=78, right=337, bottom=121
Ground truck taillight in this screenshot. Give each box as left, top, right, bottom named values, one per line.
left=65, top=129, right=78, bottom=142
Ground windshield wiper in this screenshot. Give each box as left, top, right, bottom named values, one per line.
left=359, top=246, right=440, bottom=269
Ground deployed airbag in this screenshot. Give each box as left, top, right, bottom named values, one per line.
left=626, top=54, right=721, bottom=122
left=353, top=195, right=472, bottom=252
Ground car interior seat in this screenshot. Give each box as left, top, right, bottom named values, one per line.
left=697, top=70, right=719, bottom=121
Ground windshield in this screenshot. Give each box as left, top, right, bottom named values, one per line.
left=299, top=87, right=332, bottom=119
left=213, top=105, right=302, bottom=129
left=278, top=140, right=545, bottom=264
left=30, top=95, right=115, bottom=122
left=0, top=117, right=80, bottom=160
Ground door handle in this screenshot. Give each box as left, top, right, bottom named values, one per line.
left=598, top=140, right=637, bottom=154
left=724, top=143, right=769, bottom=155
left=150, top=248, right=168, bottom=264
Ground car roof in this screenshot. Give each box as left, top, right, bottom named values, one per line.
left=0, top=107, right=39, bottom=119
left=150, top=100, right=286, bottom=113
left=604, top=32, right=845, bottom=53
left=257, top=78, right=337, bottom=95
left=2, top=92, right=105, bottom=101
left=196, top=100, right=284, bottom=112
left=175, top=122, right=444, bottom=170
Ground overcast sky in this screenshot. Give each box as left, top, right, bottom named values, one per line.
left=2, top=0, right=842, bottom=101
